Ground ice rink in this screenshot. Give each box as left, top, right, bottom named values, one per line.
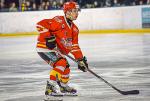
left=0, top=34, right=150, bottom=101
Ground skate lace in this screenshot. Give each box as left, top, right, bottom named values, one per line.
left=66, top=85, right=72, bottom=90
left=63, top=85, right=74, bottom=91
left=47, top=82, right=57, bottom=93
left=51, top=85, right=57, bottom=93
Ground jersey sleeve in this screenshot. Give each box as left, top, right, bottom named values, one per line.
left=70, top=26, right=83, bottom=60
left=36, top=17, right=61, bottom=36
left=36, top=17, right=62, bottom=49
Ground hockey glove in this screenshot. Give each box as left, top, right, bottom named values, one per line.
left=77, top=56, right=88, bottom=72
left=45, top=36, right=56, bottom=49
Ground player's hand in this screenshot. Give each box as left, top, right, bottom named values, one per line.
left=45, top=36, right=56, bottom=49
left=77, top=56, right=88, bottom=72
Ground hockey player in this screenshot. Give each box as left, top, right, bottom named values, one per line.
left=36, top=1, right=88, bottom=96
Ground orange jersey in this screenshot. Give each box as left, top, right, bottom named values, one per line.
left=36, top=16, right=83, bottom=60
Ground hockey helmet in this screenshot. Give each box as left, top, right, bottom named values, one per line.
left=63, top=1, right=80, bottom=13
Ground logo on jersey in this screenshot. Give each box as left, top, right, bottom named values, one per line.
left=60, top=38, right=72, bottom=49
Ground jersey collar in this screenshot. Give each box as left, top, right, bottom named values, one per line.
left=64, top=16, right=72, bottom=29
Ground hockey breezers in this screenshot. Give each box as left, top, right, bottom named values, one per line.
left=65, top=54, right=139, bottom=95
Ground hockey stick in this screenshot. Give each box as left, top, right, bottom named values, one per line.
left=65, top=54, right=139, bottom=95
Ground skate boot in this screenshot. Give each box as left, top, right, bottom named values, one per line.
left=60, top=85, right=77, bottom=94
left=55, top=74, right=77, bottom=96
left=45, top=81, right=62, bottom=96
left=58, top=82, right=77, bottom=96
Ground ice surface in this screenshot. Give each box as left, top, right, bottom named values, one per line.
left=0, top=34, right=150, bottom=101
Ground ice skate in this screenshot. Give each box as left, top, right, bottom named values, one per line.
left=45, top=81, right=63, bottom=97
left=57, top=81, right=77, bottom=96
left=60, top=85, right=77, bottom=96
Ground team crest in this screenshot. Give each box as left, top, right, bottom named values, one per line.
left=60, top=38, right=72, bottom=49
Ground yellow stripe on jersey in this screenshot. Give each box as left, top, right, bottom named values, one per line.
left=37, top=44, right=47, bottom=48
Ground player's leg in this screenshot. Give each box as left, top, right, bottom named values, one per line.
left=37, top=51, right=64, bottom=96
left=37, top=52, right=77, bottom=95
left=50, top=58, right=77, bottom=94
left=58, top=66, right=77, bottom=95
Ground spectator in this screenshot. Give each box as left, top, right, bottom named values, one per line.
left=21, top=0, right=27, bottom=11
left=9, top=2, right=18, bottom=12
left=132, top=0, right=136, bottom=6
left=45, top=1, right=50, bottom=10
left=139, top=0, right=148, bottom=5
left=113, top=0, right=121, bottom=7
left=58, top=0, right=64, bottom=9
left=99, top=0, right=105, bottom=7
left=84, top=0, right=95, bottom=8
left=51, top=1, right=58, bottom=9
left=139, top=0, right=144, bottom=5
left=147, top=0, right=150, bottom=4
left=32, top=2, right=37, bottom=11
left=93, top=0, right=100, bottom=8
left=0, top=1, right=5, bottom=12
left=38, top=1, right=45, bottom=10
left=45, top=1, right=56, bottom=10
left=26, top=1, right=32, bottom=11
left=1, top=0, right=150, bottom=12
left=105, top=0, right=112, bottom=7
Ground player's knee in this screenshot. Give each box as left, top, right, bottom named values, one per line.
left=61, top=68, right=70, bottom=83
left=63, top=68, right=70, bottom=75
left=54, top=58, right=68, bottom=69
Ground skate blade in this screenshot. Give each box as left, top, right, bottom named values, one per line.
left=62, top=93, right=78, bottom=96
left=44, top=98, right=62, bottom=101
left=44, top=95, right=63, bottom=101
left=48, top=92, right=63, bottom=97
left=49, top=94, right=63, bottom=97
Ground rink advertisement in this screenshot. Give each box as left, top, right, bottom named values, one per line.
left=142, top=7, right=150, bottom=28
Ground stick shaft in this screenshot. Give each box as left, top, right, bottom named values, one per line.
left=66, top=55, right=119, bottom=88
left=65, top=55, right=125, bottom=94
left=65, top=54, right=139, bottom=95
left=87, top=69, right=122, bottom=93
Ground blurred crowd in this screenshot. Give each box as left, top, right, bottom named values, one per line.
left=0, top=0, right=150, bottom=12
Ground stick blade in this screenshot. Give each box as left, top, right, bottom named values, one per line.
left=120, top=90, right=139, bottom=95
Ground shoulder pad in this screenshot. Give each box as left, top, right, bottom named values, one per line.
left=49, top=16, right=63, bottom=31
left=53, top=16, right=63, bottom=23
